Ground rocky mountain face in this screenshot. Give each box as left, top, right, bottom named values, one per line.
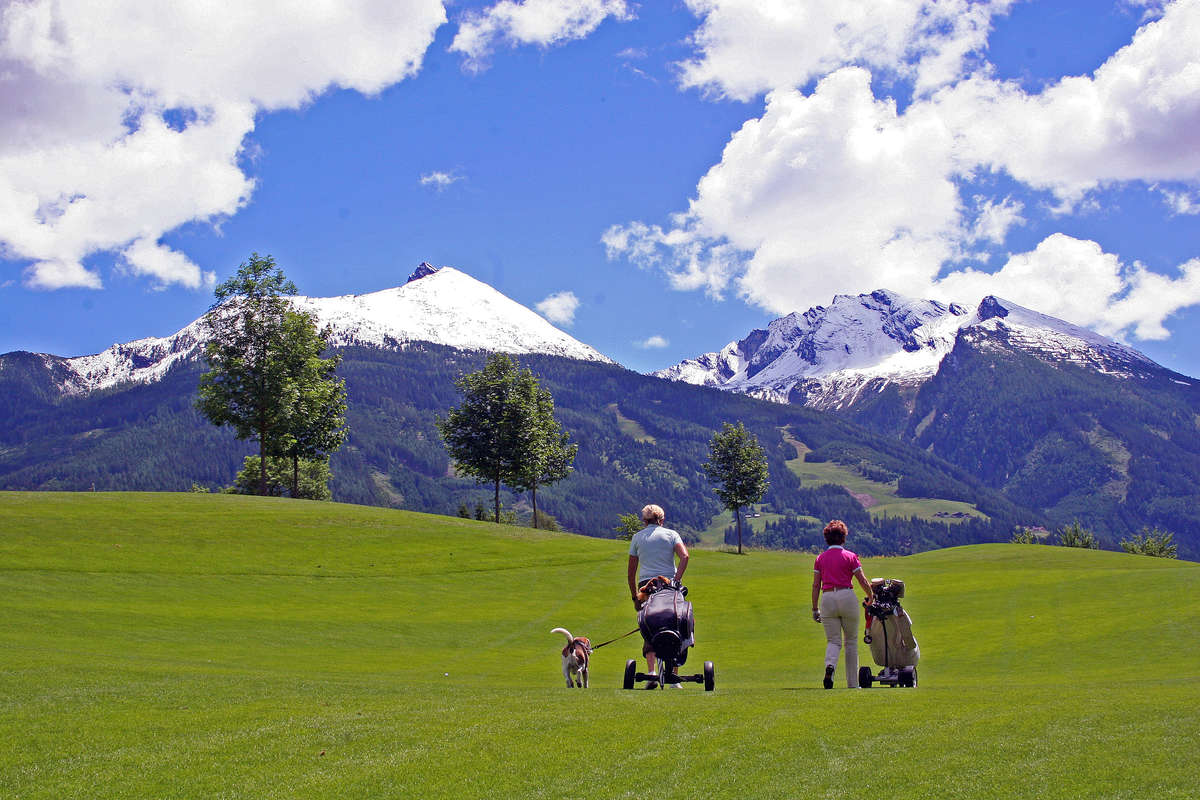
left=13, top=263, right=614, bottom=397
left=656, top=290, right=1166, bottom=410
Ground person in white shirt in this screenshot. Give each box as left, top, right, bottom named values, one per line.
left=627, top=504, right=689, bottom=684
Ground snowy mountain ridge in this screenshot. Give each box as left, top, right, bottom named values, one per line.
left=654, top=289, right=1167, bottom=409
left=24, top=264, right=615, bottom=396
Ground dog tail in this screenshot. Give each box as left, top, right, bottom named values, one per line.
left=550, top=627, right=573, bottom=644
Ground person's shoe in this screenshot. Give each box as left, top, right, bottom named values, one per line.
left=644, top=680, right=658, bottom=690
left=823, top=665, right=835, bottom=689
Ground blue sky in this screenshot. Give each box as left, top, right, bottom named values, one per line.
left=2, top=0, right=1199, bottom=377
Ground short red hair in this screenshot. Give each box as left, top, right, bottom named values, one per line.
left=823, top=519, right=848, bottom=545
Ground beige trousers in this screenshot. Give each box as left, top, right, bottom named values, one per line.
left=820, top=588, right=860, bottom=688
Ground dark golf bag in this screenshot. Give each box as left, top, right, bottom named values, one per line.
left=637, top=583, right=695, bottom=666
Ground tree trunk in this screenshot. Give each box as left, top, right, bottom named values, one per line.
left=531, top=485, right=538, bottom=529
left=735, top=506, right=743, bottom=554
left=494, top=478, right=500, bottom=524
left=258, top=426, right=268, bottom=496
left=291, top=453, right=299, bottom=498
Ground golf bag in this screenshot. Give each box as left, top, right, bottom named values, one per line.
left=863, top=578, right=919, bottom=669
left=637, top=581, right=694, bottom=666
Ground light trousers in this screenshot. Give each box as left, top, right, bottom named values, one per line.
left=820, top=588, right=860, bottom=688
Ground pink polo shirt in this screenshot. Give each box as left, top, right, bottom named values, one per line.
left=813, top=546, right=862, bottom=591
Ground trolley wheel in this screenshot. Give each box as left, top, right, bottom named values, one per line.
left=623, top=659, right=636, bottom=690
left=900, top=666, right=916, bottom=688
left=859, top=666, right=874, bottom=688
left=703, top=661, right=715, bottom=692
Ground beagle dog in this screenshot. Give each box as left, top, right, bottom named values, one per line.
left=550, top=627, right=591, bottom=688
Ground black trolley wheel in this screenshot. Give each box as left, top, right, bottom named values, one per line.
left=859, top=666, right=874, bottom=688
left=900, top=666, right=917, bottom=688
left=703, top=661, right=715, bottom=692
left=623, top=659, right=637, bottom=690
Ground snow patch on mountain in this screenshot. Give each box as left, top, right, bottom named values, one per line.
left=42, top=264, right=615, bottom=396
left=291, top=266, right=613, bottom=362
left=965, top=296, right=1155, bottom=375
left=655, top=290, right=1161, bottom=410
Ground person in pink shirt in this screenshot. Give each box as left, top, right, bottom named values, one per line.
left=811, top=519, right=874, bottom=688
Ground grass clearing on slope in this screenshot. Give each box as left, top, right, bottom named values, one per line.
left=695, top=506, right=820, bottom=547
left=606, top=403, right=655, bottom=444
left=2, top=492, right=1197, bottom=799
left=783, top=431, right=986, bottom=522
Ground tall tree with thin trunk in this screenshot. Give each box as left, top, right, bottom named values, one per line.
left=511, top=370, right=577, bottom=529
left=197, top=253, right=296, bottom=496
left=437, top=353, right=529, bottom=523
left=275, top=311, right=348, bottom=497
left=703, top=421, right=770, bottom=554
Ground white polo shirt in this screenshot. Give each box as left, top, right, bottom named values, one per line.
left=629, top=524, right=683, bottom=582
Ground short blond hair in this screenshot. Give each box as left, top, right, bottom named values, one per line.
left=641, top=504, right=665, bottom=525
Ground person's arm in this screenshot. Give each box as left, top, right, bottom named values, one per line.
left=628, top=555, right=640, bottom=605
left=672, top=541, right=689, bottom=583
left=855, top=568, right=874, bottom=604
left=811, top=570, right=822, bottom=622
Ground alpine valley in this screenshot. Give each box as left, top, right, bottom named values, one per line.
left=3, top=268, right=1199, bottom=558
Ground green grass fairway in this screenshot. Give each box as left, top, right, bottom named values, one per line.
left=2, top=492, right=1198, bottom=799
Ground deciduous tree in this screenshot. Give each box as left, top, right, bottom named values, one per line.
left=1121, top=526, right=1177, bottom=558
left=197, top=253, right=346, bottom=497
left=197, top=253, right=296, bottom=495
left=703, top=421, right=769, bottom=554
left=437, top=353, right=528, bottom=523
left=511, top=370, right=576, bottom=529
left=275, top=312, right=347, bottom=497
left=437, top=353, right=576, bottom=526
left=1056, top=520, right=1099, bottom=549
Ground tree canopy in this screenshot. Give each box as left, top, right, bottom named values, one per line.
left=197, top=253, right=346, bottom=496
left=509, top=369, right=577, bottom=528
left=704, top=421, right=770, bottom=554
left=437, top=353, right=575, bottom=524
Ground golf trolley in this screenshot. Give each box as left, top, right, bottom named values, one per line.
left=859, top=578, right=920, bottom=689
left=623, top=580, right=715, bottom=691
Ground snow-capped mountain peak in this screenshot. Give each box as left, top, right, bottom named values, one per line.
left=406, top=262, right=440, bottom=283
left=655, top=289, right=1162, bottom=409
left=964, top=295, right=1154, bottom=374
left=31, top=264, right=615, bottom=396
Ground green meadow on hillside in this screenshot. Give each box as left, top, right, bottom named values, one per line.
left=784, top=431, right=988, bottom=523
left=1, top=492, right=1197, bottom=799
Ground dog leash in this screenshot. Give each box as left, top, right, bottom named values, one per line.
left=588, top=627, right=639, bottom=651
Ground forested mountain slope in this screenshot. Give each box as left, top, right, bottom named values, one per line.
left=0, top=344, right=1032, bottom=556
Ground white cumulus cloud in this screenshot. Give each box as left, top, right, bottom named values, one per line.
left=607, top=0, right=1200, bottom=342
left=536, top=290, right=580, bottom=325
left=636, top=335, right=669, bottom=349
left=0, top=0, right=447, bottom=290
left=607, top=67, right=964, bottom=310
left=419, top=170, right=463, bottom=190
left=932, top=0, right=1200, bottom=204
left=934, top=234, right=1200, bottom=342
left=678, top=0, right=1016, bottom=101
left=1159, top=186, right=1200, bottom=214
left=451, top=0, right=632, bottom=72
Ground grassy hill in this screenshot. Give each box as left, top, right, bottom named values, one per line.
left=2, top=492, right=1198, bottom=799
